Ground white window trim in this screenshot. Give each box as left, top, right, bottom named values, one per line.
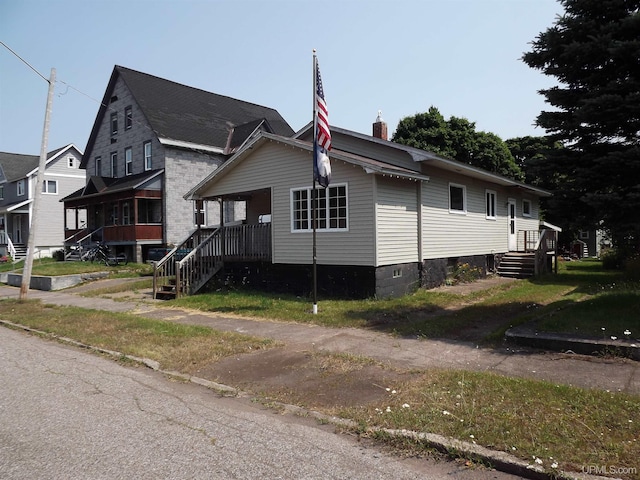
left=17, top=179, right=25, bottom=196
left=110, top=152, right=117, bottom=177
left=0, top=185, right=4, bottom=200
left=485, top=189, right=497, bottom=220
left=522, top=199, right=532, bottom=217
left=144, top=141, right=152, bottom=171
left=42, top=179, right=58, bottom=195
left=290, top=183, right=349, bottom=233
left=448, top=182, right=467, bottom=214
left=125, top=147, right=133, bottom=176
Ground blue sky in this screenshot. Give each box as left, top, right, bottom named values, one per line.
left=0, top=0, right=562, bottom=155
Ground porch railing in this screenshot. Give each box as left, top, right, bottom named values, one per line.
left=153, top=223, right=271, bottom=298
left=1, top=233, right=17, bottom=260
left=152, top=227, right=217, bottom=298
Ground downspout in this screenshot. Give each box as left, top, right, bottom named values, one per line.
left=417, top=180, right=424, bottom=286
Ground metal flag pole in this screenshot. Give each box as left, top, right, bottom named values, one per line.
left=312, top=50, right=318, bottom=315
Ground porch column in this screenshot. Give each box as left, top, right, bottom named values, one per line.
left=219, top=198, right=225, bottom=259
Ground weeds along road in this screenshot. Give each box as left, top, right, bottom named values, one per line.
left=0, top=327, right=523, bottom=480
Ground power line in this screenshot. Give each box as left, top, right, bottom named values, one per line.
left=0, top=41, right=50, bottom=83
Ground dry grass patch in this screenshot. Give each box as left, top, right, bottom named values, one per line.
left=0, top=299, right=276, bottom=373
left=339, top=369, right=640, bottom=477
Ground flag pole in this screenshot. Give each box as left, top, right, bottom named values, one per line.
left=312, top=50, right=318, bottom=315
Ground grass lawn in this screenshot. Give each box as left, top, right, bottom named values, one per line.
left=0, top=257, right=153, bottom=277
left=2, top=257, right=639, bottom=477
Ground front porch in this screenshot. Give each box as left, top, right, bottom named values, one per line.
left=63, top=176, right=164, bottom=263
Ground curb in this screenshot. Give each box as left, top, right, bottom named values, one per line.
left=506, top=324, right=640, bottom=361
left=0, top=319, right=620, bottom=480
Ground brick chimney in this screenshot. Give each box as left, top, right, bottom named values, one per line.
left=372, top=110, right=387, bottom=140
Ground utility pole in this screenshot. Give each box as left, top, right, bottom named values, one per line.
left=19, top=67, right=56, bottom=301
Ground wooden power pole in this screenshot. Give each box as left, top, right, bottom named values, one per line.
left=19, top=67, right=56, bottom=301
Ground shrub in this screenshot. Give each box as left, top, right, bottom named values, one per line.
left=451, top=262, right=483, bottom=284
left=600, top=248, right=623, bottom=270
left=52, top=249, right=65, bottom=261
left=624, top=255, right=640, bottom=280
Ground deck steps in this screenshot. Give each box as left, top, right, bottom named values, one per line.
left=497, top=253, right=535, bottom=278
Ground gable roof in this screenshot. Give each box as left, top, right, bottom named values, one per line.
left=0, top=144, right=81, bottom=182
left=81, top=66, right=294, bottom=167
left=185, top=131, right=431, bottom=200
left=61, top=169, right=164, bottom=202
left=294, top=123, right=551, bottom=197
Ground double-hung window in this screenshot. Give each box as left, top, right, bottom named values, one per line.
left=42, top=180, right=58, bottom=194
left=143, top=141, right=152, bottom=171
left=291, top=184, right=348, bottom=231
left=449, top=183, right=466, bottom=214
left=95, top=156, right=102, bottom=176
left=110, top=152, right=118, bottom=177
left=125, top=147, right=133, bottom=175
left=125, top=106, right=132, bottom=130
left=110, top=112, right=118, bottom=136
left=17, top=179, right=25, bottom=196
left=485, top=190, right=497, bottom=219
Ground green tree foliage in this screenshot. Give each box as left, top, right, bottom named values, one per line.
left=393, top=107, right=523, bottom=180
left=522, top=0, right=640, bottom=253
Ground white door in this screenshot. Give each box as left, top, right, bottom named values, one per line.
left=507, top=199, right=517, bottom=251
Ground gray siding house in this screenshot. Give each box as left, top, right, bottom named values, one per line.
left=179, top=116, right=553, bottom=299
left=62, top=66, right=293, bottom=263
left=0, top=144, right=85, bottom=260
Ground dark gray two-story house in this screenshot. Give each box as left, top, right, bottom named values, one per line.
left=62, top=66, right=293, bottom=262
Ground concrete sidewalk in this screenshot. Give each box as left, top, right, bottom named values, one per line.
left=1, top=283, right=639, bottom=395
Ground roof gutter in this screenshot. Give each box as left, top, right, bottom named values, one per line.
left=159, top=138, right=225, bottom=154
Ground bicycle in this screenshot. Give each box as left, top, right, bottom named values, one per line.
left=86, top=242, right=128, bottom=266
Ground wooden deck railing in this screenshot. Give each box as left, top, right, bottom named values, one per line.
left=516, top=229, right=559, bottom=276
left=153, top=223, right=271, bottom=298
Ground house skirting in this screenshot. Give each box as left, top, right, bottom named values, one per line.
left=209, top=255, right=498, bottom=299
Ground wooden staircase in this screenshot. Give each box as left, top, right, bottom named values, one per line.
left=497, top=253, right=536, bottom=278
left=153, top=228, right=223, bottom=300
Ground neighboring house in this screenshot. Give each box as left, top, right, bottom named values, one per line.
left=62, top=65, right=293, bottom=263
left=169, top=116, right=555, bottom=299
left=0, top=144, right=85, bottom=260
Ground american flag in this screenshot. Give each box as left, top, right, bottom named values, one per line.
left=315, top=63, right=331, bottom=151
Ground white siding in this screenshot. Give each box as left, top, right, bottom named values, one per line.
left=421, top=170, right=539, bottom=259
left=34, top=148, right=85, bottom=251
left=199, top=141, right=377, bottom=266
left=375, top=176, right=419, bottom=265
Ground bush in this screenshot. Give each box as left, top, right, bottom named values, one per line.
left=624, top=255, right=640, bottom=280
left=52, top=249, right=65, bottom=261
left=600, top=248, right=623, bottom=270
left=450, top=262, right=483, bottom=284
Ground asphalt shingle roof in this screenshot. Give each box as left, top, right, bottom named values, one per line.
left=0, top=146, right=73, bottom=182
left=118, top=66, right=293, bottom=147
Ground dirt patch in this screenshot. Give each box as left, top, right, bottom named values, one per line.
left=195, top=346, right=419, bottom=410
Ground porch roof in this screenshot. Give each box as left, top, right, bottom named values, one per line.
left=0, top=198, right=32, bottom=214
left=61, top=170, right=164, bottom=203
left=185, top=132, right=430, bottom=200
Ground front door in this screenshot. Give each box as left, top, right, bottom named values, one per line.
left=13, top=215, right=22, bottom=244
left=507, top=198, right=517, bottom=251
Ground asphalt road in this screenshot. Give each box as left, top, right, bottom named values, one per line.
left=0, top=327, right=524, bottom=479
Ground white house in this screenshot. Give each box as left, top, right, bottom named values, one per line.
left=0, top=144, right=85, bottom=260
left=167, top=116, right=553, bottom=299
